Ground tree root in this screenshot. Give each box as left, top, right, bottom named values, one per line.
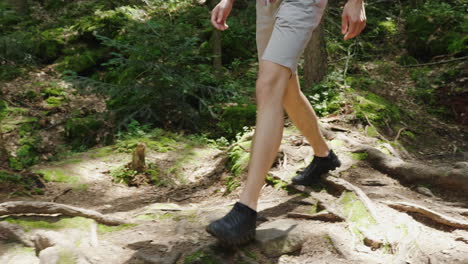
left=321, top=176, right=380, bottom=222
left=351, top=145, right=468, bottom=193
left=385, top=201, right=468, bottom=230
left=287, top=211, right=343, bottom=222
left=0, top=201, right=127, bottom=226
left=0, top=221, right=33, bottom=247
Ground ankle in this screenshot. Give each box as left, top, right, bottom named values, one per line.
left=314, top=149, right=330, bottom=158
left=238, top=200, right=257, bottom=212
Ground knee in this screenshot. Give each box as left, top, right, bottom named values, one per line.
left=255, top=74, right=284, bottom=105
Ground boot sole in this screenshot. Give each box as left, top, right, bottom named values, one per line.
left=205, top=226, right=256, bottom=246
left=291, top=161, right=341, bottom=186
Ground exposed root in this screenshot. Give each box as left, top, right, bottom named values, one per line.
left=287, top=211, right=344, bottom=222
left=352, top=146, right=468, bottom=193
left=0, top=221, right=33, bottom=247
left=385, top=201, right=468, bottom=230
left=322, top=176, right=380, bottom=222
left=0, top=201, right=127, bottom=226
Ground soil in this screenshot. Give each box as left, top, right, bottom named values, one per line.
left=1, top=121, right=467, bottom=264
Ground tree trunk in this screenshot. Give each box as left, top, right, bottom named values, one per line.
left=303, top=19, right=327, bottom=88
left=0, top=96, right=9, bottom=168
left=7, top=0, right=29, bottom=14
left=210, top=0, right=223, bottom=80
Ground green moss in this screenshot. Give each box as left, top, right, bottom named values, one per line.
left=37, top=169, right=80, bottom=184
left=72, top=184, right=89, bottom=191
left=338, top=191, right=377, bottom=231
left=355, top=92, right=401, bottom=127
left=378, top=20, right=397, bottom=35
left=58, top=248, right=77, bottom=264
left=401, top=130, right=416, bottom=140
left=366, top=126, right=379, bottom=137
left=97, top=223, right=136, bottom=234
left=89, top=146, right=115, bottom=158
left=184, top=249, right=219, bottom=264
left=350, top=152, right=369, bottom=161
left=2, top=216, right=94, bottom=232
left=330, top=139, right=344, bottom=148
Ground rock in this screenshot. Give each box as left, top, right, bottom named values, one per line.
left=33, top=231, right=90, bottom=264
left=255, top=219, right=310, bottom=257
left=0, top=222, right=34, bottom=247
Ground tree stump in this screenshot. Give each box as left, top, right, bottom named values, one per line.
left=130, top=143, right=146, bottom=173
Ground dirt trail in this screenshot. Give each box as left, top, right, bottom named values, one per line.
left=1, top=122, right=468, bottom=264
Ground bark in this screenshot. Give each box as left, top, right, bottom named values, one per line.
left=0, top=97, right=9, bottom=167
left=287, top=211, right=343, bottom=222
left=130, top=143, right=146, bottom=173
left=386, top=201, right=468, bottom=230
left=352, top=146, right=468, bottom=193
left=0, top=201, right=127, bottom=226
left=304, top=19, right=328, bottom=87
left=210, top=0, right=223, bottom=80
left=322, top=176, right=380, bottom=222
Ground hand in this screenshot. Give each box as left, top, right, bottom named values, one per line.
left=211, top=0, right=234, bottom=31
left=341, top=0, right=366, bottom=40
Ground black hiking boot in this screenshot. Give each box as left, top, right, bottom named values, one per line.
left=292, top=149, right=341, bottom=186
left=206, top=202, right=257, bottom=246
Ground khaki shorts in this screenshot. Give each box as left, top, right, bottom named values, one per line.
left=256, top=0, right=328, bottom=75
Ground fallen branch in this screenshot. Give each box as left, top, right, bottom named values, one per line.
left=287, top=211, right=343, bottom=222
left=401, top=56, right=468, bottom=68
left=0, top=201, right=127, bottom=226
left=385, top=201, right=468, bottom=230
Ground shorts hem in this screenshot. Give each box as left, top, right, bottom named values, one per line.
left=260, top=56, right=298, bottom=75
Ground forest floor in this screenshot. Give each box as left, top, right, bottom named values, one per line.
left=1, top=119, right=468, bottom=264
left=1, top=63, right=468, bottom=264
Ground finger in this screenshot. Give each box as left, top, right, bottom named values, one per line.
left=211, top=7, right=220, bottom=29
left=217, top=7, right=224, bottom=24
left=344, top=21, right=358, bottom=40
left=341, top=14, right=349, bottom=35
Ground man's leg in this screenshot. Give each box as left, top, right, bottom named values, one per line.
left=283, top=74, right=341, bottom=186
left=238, top=60, right=291, bottom=211
left=205, top=60, right=292, bottom=245
left=282, top=74, right=330, bottom=157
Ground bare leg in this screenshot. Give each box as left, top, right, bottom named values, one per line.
left=238, top=60, right=291, bottom=211
left=282, top=74, right=330, bottom=157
